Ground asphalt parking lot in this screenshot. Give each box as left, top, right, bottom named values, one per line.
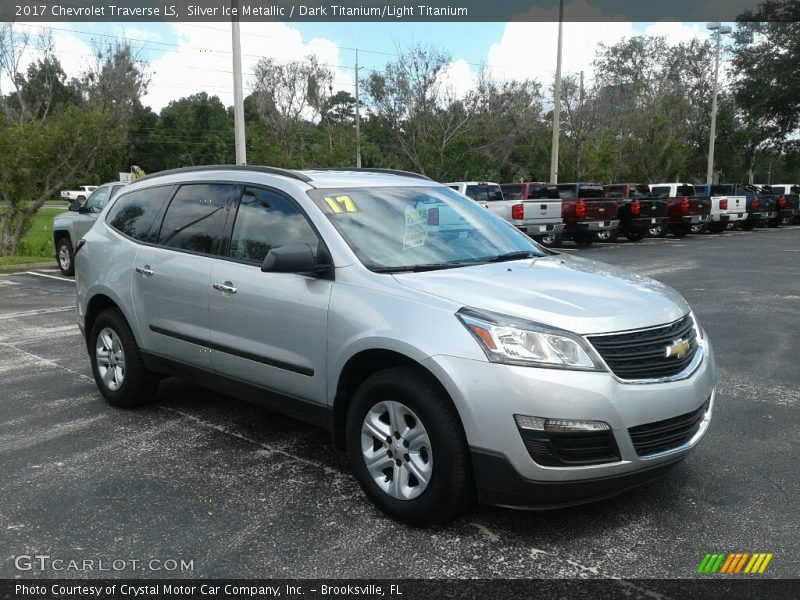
left=1, top=226, right=798, bottom=582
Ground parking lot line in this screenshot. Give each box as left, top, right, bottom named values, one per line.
left=23, top=271, right=75, bottom=283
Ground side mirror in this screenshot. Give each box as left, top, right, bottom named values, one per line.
left=261, top=243, right=330, bottom=275
left=68, top=202, right=81, bottom=212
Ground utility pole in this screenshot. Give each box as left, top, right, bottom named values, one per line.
left=549, top=0, right=564, bottom=184
left=706, top=22, right=731, bottom=185
left=231, top=0, right=246, bottom=165
left=355, top=49, right=362, bottom=168
left=579, top=70, right=584, bottom=105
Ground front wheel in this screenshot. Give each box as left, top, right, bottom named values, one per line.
left=89, top=309, right=159, bottom=408
left=56, top=237, right=74, bottom=276
left=346, top=366, right=473, bottom=526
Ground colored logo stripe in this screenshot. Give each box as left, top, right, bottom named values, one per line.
left=698, top=552, right=773, bottom=574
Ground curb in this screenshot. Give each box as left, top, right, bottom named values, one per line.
left=0, top=261, right=56, bottom=274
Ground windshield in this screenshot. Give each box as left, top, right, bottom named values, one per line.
left=308, top=186, right=545, bottom=272
left=83, top=186, right=111, bottom=213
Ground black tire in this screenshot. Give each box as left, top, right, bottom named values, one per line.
left=56, top=237, right=74, bottom=276
left=536, top=233, right=563, bottom=248
left=707, top=222, right=725, bottom=234
left=594, top=229, right=618, bottom=243
left=767, top=218, right=781, bottom=228
left=346, top=366, right=473, bottom=526
left=669, top=224, right=690, bottom=238
left=76, top=195, right=86, bottom=203
left=647, top=224, right=668, bottom=238
left=89, top=308, right=159, bottom=408
left=740, top=220, right=756, bottom=231
left=625, top=230, right=646, bottom=242
left=573, top=231, right=594, bottom=247
left=690, top=224, right=707, bottom=234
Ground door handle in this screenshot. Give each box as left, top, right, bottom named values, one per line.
left=213, top=281, right=237, bottom=294
left=135, top=265, right=154, bottom=276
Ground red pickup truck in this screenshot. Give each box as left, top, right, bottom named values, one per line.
left=556, top=183, right=620, bottom=247
left=648, top=183, right=712, bottom=238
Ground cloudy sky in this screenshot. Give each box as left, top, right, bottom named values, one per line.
left=4, top=18, right=732, bottom=112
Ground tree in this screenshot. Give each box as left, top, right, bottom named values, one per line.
left=366, top=45, right=485, bottom=180
left=0, top=24, right=148, bottom=256
left=732, top=0, right=800, bottom=181
left=250, top=55, right=333, bottom=165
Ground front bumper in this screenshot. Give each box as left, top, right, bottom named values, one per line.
left=576, top=219, right=620, bottom=231
left=421, top=337, right=715, bottom=505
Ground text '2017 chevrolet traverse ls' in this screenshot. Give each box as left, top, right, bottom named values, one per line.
left=75, top=166, right=716, bottom=525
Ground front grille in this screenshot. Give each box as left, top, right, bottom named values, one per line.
left=520, top=430, right=620, bottom=467
left=587, top=315, right=698, bottom=380
left=628, top=401, right=709, bottom=457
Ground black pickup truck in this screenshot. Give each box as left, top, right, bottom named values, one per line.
left=603, top=184, right=669, bottom=242
left=760, top=184, right=800, bottom=225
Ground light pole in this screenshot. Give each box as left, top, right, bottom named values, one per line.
left=549, top=0, right=564, bottom=184
left=706, top=22, right=731, bottom=185
left=231, top=0, right=246, bottom=165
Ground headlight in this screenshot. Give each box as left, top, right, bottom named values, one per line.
left=456, top=308, right=604, bottom=371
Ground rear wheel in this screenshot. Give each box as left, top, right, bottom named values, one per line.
left=89, top=309, right=159, bottom=408
left=740, top=220, right=756, bottom=231
left=573, top=231, right=595, bottom=247
left=625, top=230, right=646, bottom=242
left=767, top=218, right=781, bottom=228
left=594, top=229, right=618, bottom=243
left=346, top=366, right=473, bottom=526
left=56, top=237, right=74, bottom=276
left=690, top=224, right=707, bottom=234
left=708, top=222, right=726, bottom=234
left=669, top=224, right=690, bottom=238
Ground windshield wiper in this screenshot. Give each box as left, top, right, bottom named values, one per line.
left=372, top=261, right=482, bottom=273
left=485, top=251, right=538, bottom=263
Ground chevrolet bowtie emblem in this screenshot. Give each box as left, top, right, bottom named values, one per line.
left=665, top=338, right=690, bottom=359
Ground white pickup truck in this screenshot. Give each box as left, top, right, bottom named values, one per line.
left=60, top=185, right=98, bottom=204
left=445, top=181, right=565, bottom=246
left=694, top=184, right=747, bottom=233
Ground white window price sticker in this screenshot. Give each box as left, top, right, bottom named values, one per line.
left=403, top=206, right=428, bottom=250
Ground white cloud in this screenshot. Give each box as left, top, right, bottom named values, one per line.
left=437, top=59, right=475, bottom=99
left=142, top=22, right=349, bottom=112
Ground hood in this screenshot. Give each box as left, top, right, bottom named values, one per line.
left=392, top=254, right=689, bottom=335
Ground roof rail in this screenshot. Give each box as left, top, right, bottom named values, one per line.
left=309, top=167, right=432, bottom=181
left=134, top=164, right=312, bottom=184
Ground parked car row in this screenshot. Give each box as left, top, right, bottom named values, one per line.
left=446, top=180, right=800, bottom=247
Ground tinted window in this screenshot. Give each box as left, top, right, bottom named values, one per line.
left=465, top=185, right=504, bottom=202
left=501, top=185, right=524, bottom=200
left=677, top=185, right=695, bottom=196
left=157, top=184, right=234, bottom=254
left=229, top=187, right=318, bottom=264
left=107, top=186, right=172, bottom=242
left=651, top=186, right=670, bottom=196
left=84, top=186, right=110, bottom=213
left=528, top=185, right=560, bottom=200
left=577, top=186, right=605, bottom=199
left=111, top=185, right=124, bottom=198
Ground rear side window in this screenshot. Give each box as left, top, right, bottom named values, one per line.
left=156, top=184, right=235, bottom=255
left=106, top=186, right=172, bottom=242
left=229, top=187, right=318, bottom=264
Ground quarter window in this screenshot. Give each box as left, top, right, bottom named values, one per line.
left=106, top=186, right=172, bottom=242
left=229, top=187, right=318, bottom=264
left=157, top=184, right=235, bottom=254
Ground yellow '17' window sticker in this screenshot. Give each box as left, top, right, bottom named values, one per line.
left=324, top=195, right=358, bottom=213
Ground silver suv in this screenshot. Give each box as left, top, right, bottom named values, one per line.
left=75, top=166, right=716, bottom=525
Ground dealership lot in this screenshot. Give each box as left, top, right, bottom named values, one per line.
left=1, top=227, right=798, bottom=581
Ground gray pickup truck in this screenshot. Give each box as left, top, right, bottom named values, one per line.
left=52, top=181, right=127, bottom=275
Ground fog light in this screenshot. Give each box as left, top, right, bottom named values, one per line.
left=514, top=414, right=610, bottom=432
